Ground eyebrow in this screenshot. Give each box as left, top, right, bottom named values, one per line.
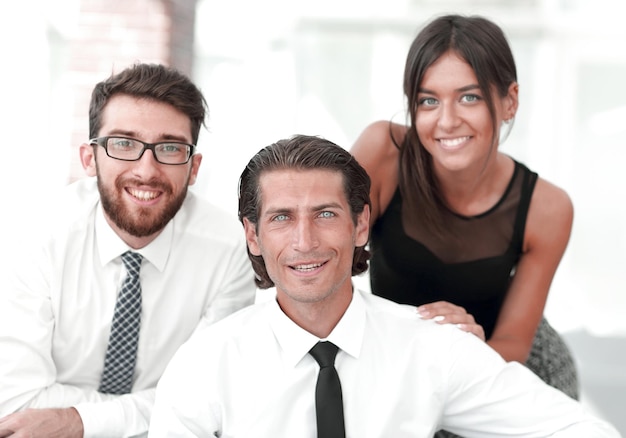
left=419, top=84, right=481, bottom=94
left=105, top=130, right=191, bottom=143
left=263, top=202, right=345, bottom=216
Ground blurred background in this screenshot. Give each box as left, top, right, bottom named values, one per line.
left=1, top=0, right=624, bottom=432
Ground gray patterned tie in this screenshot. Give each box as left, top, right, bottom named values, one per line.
left=99, top=251, right=143, bottom=394
left=309, top=341, right=346, bottom=438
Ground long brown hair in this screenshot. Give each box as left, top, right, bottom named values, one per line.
left=400, top=14, right=517, bottom=235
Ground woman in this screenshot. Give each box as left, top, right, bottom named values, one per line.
left=351, top=14, right=578, bottom=405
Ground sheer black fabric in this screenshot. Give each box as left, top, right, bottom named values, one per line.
left=370, top=160, right=536, bottom=339
left=370, top=160, right=579, bottom=408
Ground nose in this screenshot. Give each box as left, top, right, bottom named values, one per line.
left=131, top=148, right=161, bottom=179
left=291, top=218, right=319, bottom=252
left=437, top=102, right=461, bottom=131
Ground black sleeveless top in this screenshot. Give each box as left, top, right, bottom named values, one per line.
left=369, top=160, right=538, bottom=339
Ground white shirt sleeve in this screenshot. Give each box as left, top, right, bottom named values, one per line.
left=194, top=231, right=256, bottom=333
left=439, top=328, right=621, bottom=438
left=0, top=182, right=256, bottom=438
left=0, top=245, right=152, bottom=437
left=0, top=245, right=99, bottom=414
left=148, top=342, right=219, bottom=438
left=74, top=389, right=154, bottom=438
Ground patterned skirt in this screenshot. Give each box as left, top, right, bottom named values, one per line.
left=435, top=317, right=579, bottom=438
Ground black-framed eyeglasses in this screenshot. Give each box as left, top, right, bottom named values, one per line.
left=89, top=136, right=195, bottom=165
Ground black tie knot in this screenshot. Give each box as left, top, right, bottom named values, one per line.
left=309, top=341, right=339, bottom=368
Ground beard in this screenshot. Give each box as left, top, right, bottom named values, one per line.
left=97, top=169, right=190, bottom=238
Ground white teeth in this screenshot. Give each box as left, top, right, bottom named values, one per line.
left=439, top=136, right=470, bottom=147
left=293, top=263, right=322, bottom=271
left=129, top=189, right=158, bottom=201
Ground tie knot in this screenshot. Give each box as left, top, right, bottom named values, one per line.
left=309, top=341, right=339, bottom=368
left=121, top=251, right=143, bottom=276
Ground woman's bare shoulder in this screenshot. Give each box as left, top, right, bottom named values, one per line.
left=526, top=176, right=574, bottom=250
left=351, top=120, right=407, bottom=221
left=531, top=177, right=573, bottom=220
left=351, top=120, right=406, bottom=167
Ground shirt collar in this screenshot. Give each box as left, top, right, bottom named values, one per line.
left=268, top=287, right=366, bottom=368
left=95, top=200, right=173, bottom=271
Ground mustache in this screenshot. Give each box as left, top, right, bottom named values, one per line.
left=116, top=177, right=172, bottom=194
left=284, top=253, right=329, bottom=265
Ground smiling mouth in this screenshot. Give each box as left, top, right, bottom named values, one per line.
left=128, top=188, right=160, bottom=201
left=291, top=262, right=325, bottom=272
left=438, top=136, right=471, bottom=147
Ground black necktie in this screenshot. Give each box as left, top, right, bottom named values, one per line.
left=99, top=251, right=143, bottom=394
left=309, top=341, right=346, bottom=438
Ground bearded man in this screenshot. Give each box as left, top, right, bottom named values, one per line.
left=0, top=63, right=256, bottom=438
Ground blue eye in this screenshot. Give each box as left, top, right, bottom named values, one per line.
left=110, top=138, right=137, bottom=150
left=461, top=94, right=481, bottom=103
left=319, top=211, right=335, bottom=218
left=419, top=97, right=438, bottom=106
left=160, top=143, right=184, bottom=153
left=273, top=214, right=289, bottom=222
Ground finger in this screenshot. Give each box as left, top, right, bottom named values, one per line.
left=0, top=415, right=16, bottom=437
left=423, top=311, right=476, bottom=326
left=0, top=428, right=15, bottom=438
left=417, top=301, right=465, bottom=317
left=417, top=310, right=458, bottom=321
left=456, top=323, right=486, bottom=342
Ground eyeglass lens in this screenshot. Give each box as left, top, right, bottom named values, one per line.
left=105, top=137, right=191, bottom=164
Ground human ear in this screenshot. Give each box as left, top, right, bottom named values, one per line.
left=504, top=82, right=519, bottom=121
left=243, top=217, right=262, bottom=256
left=355, top=204, right=371, bottom=247
left=188, top=153, right=203, bottom=186
left=79, top=143, right=97, bottom=177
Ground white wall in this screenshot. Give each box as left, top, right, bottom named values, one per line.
left=0, top=1, right=76, bottom=276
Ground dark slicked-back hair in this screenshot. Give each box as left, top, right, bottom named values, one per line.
left=238, top=134, right=371, bottom=289
left=401, top=14, right=517, bottom=235
left=88, top=63, right=208, bottom=143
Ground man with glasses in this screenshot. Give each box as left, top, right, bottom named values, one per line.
left=0, top=63, right=256, bottom=437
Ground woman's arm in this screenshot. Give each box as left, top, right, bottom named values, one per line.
left=488, top=177, right=574, bottom=362
left=416, top=177, right=574, bottom=362
left=350, top=120, right=405, bottom=225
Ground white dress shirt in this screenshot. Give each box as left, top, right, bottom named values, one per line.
left=0, top=177, right=256, bottom=437
left=149, top=288, right=620, bottom=438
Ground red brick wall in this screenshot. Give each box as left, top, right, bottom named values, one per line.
left=67, top=0, right=198, bottom=182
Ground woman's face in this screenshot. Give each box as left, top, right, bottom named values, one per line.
left=415, top=50, right=517, bottom=174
